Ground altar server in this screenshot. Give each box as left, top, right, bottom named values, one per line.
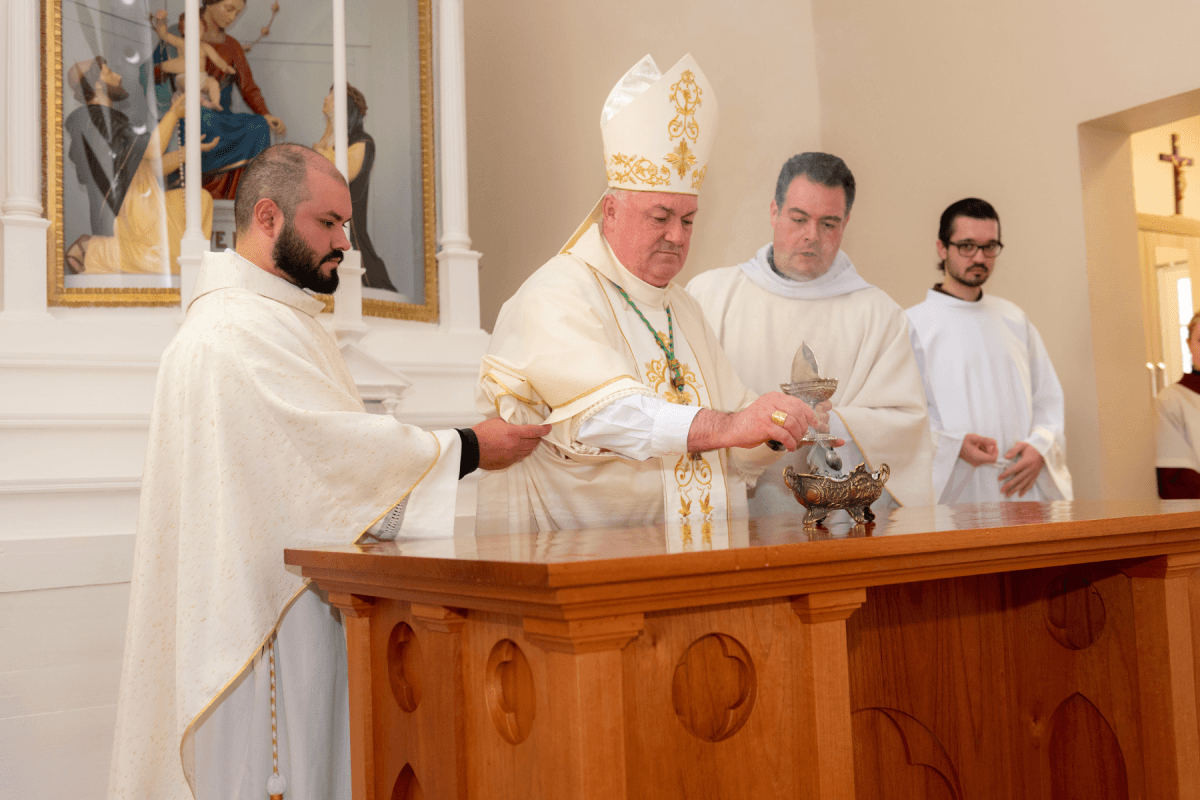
left=477, top=54, right=828, bottom=532
left=906, top=197, right=1072, bottom=503
left=688, top=152, right=934, bottom=517
left=108, top=144, right=547, bottom=800
left=1155, top=311, right=1200, bottom=498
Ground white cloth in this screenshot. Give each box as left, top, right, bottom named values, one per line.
left=737, top=243, right=872, bottom=300
left=1155, top=380, right=1200, bottom=472
left=576, top=392, right=701, bottom=460
left=906, top=288, right=1073, bottom=504
left=477, top=223, right=776, bottom=532
left=109, top=250, right=460, bottom=800
left=687, top=248, right=934, bottom=518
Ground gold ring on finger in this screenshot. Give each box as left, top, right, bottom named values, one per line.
left=770, top=410, right=788, bottom=426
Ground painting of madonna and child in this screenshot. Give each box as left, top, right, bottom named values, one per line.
left=57, top=0, right=431, bottom=311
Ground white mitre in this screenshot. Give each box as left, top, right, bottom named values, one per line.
left=562, top=53, right=719, bottom=252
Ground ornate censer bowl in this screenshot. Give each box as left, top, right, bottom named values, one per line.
left=783, top=462, right=890, bottom=527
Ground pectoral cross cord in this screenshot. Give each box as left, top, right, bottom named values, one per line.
left=614, top=284, right=686, bottom=391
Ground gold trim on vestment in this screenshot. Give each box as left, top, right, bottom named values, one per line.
left=550, top=374, right=640, bottom=411
left=179, top=427, right=442, bottom=793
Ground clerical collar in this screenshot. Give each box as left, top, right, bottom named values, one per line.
left=766, top=246, right=787, bottom=280
left=932, top=283, right=983, bottom=302
left=1180, top=370, right=1200, bottom=395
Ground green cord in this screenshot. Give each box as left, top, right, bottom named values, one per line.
left=613, top=284, right=686, bottom=390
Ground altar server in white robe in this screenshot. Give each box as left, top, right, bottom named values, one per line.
left=688, top=152, right=934, bottom=517
left=1155, top=311, right=1200, bottom=498
left=477, top=54, right=829, bottom=532
left=906, top=197, right=1072, bottom=504
left=108, top=144, right=548, bottom=800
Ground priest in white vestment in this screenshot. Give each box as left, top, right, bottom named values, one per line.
left=477, top=55, right=828, bottom=532
left=688, top=152, right=934, bottom=518
left=108, top=145, right=548, bottom=800
left=1155, top=311, right=1200, bottom=498
left=906, top=197, right=1072, bottom=504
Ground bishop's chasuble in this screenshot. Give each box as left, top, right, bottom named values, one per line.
left=687, top=245, right=935, bottom=517
left=907, top=288, right=1073, bottom=504
left=109, top=250, right=460, bottom=799
left=477, top=224, right=775, bottom=532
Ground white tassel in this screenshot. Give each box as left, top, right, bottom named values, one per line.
left=267, top=772, right=287, bottom=798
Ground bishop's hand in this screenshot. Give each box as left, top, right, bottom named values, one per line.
left=473, top=418, right=551, bottom=471
left=686, top=392, right=842, bottom=453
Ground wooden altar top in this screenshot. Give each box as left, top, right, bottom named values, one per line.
left=285, top=500, right=1200, bottom=618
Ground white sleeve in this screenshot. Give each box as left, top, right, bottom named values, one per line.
left=576, top=393, right=702, bottom=460
left=367, top=429, right=461, bottom=539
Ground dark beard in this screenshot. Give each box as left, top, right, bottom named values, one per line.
left=106, top=83, right=130, bottom=103
left=272, top=222, right=341, bottom=294
left=951, top=264, right=989, bottom=288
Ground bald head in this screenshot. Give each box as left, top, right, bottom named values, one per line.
left=234, top=143, right=345, bottom=234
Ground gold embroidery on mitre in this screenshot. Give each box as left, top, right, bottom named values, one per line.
left=691, top=164, right=707, bottom=190
left=665, top=140, right=697, bottom=179
left=607, top=153, right=671, bottom=187
left=667, top=70, right=703, bottom=142
left=645, top=356, right=696, bottom=404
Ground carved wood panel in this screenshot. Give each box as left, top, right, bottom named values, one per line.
left=623, top=598, right=805, bottom=799
left=848, top=566, right=1145, bottom=800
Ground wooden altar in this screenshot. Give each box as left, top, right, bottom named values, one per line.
left=285, top=500, right=1200, bottom=799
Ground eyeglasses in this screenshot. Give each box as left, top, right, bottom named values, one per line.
left=948, top=240, right=1003, bottom=258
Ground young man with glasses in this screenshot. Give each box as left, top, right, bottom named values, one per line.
left=906, top=198, right=1073, bottom=504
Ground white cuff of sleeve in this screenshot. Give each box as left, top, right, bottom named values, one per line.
left=576, top=393, right=702, bottom=460
left=652, top=400, right=703, bottom=455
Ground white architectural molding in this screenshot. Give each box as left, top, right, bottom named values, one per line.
left=0, top=413, right=150, bottom=430
left=3, top=0, right=40, bottom=219
left=435, top=0, right=483, bottom=334
left=178, top=0, right=208, bottom=310
left=1, top=0, right=52, bottom=324
left=0, top=354, right=162, bottom=371
left=0, top=476, right=143, bottom=495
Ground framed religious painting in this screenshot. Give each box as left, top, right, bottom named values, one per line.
left=44, top=0, right=439, bottom=320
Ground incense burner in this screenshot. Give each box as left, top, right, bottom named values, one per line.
left=783, top=462, right=890, bottom=527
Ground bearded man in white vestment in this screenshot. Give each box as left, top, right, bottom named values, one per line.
left=477, top=54, right=830, bottom=532
left=108, top=144, right=549, bottom=800
left=906, top=197, right=1072, bottom=504
left=688, top=153, right=934, bottom=518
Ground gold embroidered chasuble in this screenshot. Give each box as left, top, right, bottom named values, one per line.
left=109, top=251, right=458, bottom=799
left=477, top=223, right=775, bottom=532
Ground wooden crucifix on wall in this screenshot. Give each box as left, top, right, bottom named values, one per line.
left=1159, top=133, right=1193, bottom=215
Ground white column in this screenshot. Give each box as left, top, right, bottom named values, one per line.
left=434, top=0, right=481, bottom=333
left=177, top=0, right=208, bottom=311
left=1, top=0, right=52, bottom=318
left=328, top=0, right=366, bottom=342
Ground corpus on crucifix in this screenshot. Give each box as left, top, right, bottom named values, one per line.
left=1159, top=133, right=1193, bottom=215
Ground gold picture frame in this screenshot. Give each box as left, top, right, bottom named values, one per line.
left=43, top=0, right=438, bottom=320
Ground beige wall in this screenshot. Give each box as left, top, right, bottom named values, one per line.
left=810, top=0, right=1200, bottom=501
left=464, top=0, right=821, bottom=332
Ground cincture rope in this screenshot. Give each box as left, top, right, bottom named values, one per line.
left=613, top=285, right=686, bottom=391
left=267, top=638, right=286, bottom=799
